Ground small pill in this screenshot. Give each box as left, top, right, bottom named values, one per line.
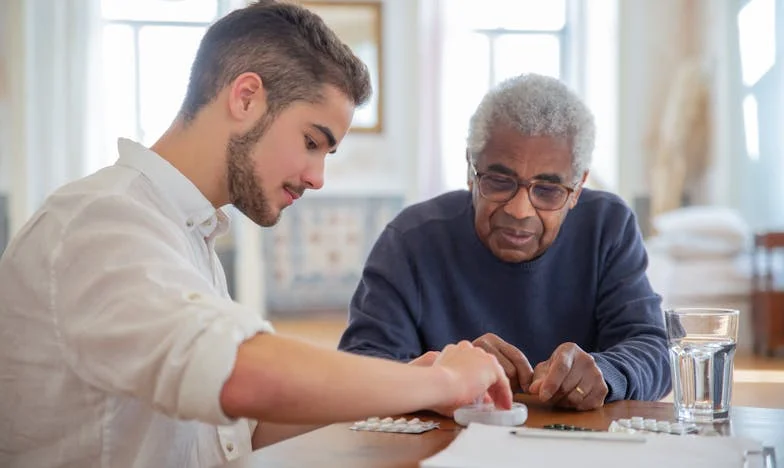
left=394, top=418, right=407, bottom=424
left=408, top=418, right=421, bottom=425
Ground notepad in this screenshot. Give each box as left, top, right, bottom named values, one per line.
left=419, top=423, right=767, bottom=468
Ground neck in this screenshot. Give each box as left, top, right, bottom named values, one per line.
left=150, top=114, right=230, bottom=208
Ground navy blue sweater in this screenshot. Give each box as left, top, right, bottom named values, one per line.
left=338, top=189, right=671, bottom=402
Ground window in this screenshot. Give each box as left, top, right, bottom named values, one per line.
left=440, top=0, right=572, bottom=191
left=737, top=0, right=775, bottom=161
left=439, top=0, right=619, bottom=193
left=100, top=0, right=237, bottom=167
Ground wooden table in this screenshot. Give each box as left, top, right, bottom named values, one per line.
left=228, top=396, right=783, bottom=467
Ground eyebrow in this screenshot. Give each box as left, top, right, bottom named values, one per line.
left=312, top=124, right=338, bottom=154
left=485, top=163, right=565, bottom=184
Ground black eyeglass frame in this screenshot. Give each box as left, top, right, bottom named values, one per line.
left=469, top=163, right=579, bottom=211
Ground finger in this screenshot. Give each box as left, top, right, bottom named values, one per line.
left=473, top=339, right=519, bottom=386
left=527, top=362, right=549, bottom=394
left=558, top=364, right=583, bottom=397
left=486, top=361, right=513, bottom=410
left=495, top=341, right=534, bottom=392
left=409, top=351, right=440, bottom=367
left=540, top=351, right=574, bottom=401
left=564, top=379, right=588, bottom=408
left=575, top=385, right=606, bottom=411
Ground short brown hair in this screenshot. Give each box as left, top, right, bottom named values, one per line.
left=180, top=0, right=372, bottom=122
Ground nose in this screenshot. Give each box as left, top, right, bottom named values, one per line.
left=503, top=186, right=537, bottom=220
left=302, top=156, right=325, bottom=190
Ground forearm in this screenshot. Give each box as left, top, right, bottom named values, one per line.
left=591, top=335, right=671, bottom=401
left=221, top=333, right=454, bottom=424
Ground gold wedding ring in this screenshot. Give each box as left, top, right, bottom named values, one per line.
left=574, top=386, right=585, bottom=396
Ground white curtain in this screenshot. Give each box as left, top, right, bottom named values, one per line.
left=3, top=0, right=104, bottom=235
left=414, top=0, right=446, bottom=200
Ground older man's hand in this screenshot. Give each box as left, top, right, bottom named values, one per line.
left=471, top=333, right=534, bottom=392
left=528, top=342, right=608, bottom=411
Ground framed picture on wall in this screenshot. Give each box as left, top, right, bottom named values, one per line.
left=300, top=1, right=383, bottom=133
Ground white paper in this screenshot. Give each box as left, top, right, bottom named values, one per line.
left=420, top=423, right=765, bottom=468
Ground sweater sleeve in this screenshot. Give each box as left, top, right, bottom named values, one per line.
left=337, top=225, right=423, bottom=362
left=590, top=209, right=672, bottom=402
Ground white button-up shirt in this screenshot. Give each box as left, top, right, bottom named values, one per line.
left=0, top=139, right=273, bottom=468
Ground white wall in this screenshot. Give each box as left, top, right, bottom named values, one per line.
left=315, top=0, right=421, bottom=204
left=0, top=2, right=11, bottom=197
left=0, top=0, right=9, bottom=197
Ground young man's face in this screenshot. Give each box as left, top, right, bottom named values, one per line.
left=468, top=125, right=585, bottom=263
left=227, top=85, right=354, bottom=226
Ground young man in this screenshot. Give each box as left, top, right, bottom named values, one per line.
left=339, top=74, right=671, bottom=412
left=0, top=2, right=511, bottom=467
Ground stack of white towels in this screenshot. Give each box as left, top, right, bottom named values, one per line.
left=644, top=206, right=754, bottom=351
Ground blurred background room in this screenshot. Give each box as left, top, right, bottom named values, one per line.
left=1, top=0, right=783, bottom=405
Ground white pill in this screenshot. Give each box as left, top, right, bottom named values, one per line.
left=408, top=418, right=421, bottom=425
left=368, top=417, right=380, bottom=423
left=394, top=418, right=407, bottom=424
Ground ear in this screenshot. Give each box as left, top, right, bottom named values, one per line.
left=227, top=72, right=267, bottom=126
left=569, top=170, right=589, bottom=209
left=465, top=148, right=474, bottom=191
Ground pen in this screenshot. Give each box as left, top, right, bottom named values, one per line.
left=509, top=429, right=647, bottom=444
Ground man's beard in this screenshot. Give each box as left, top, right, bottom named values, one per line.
left=226, top=113, right=280, bottom=227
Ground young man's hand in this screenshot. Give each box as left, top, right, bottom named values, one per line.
left=414, top=341, right=512, bottom=416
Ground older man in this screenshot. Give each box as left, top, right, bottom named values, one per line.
left=339, top=73, right=671, bottom=411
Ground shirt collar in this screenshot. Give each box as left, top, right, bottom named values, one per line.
left=115, top=138, right=229, bottom=236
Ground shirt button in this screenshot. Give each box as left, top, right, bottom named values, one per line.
left=226, top=442, right=234, bottom=452
left=186, top=220, right=194, bottom=228
left=186, top=292, right=202, bottom=301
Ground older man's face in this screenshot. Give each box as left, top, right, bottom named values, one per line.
left=468, top=125, right=584, bottom=263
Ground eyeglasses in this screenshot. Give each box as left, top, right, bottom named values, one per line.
left=470, top=164, right=576, bottom=211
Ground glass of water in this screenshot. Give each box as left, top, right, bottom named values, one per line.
left=665, top=308, right=739, bottom=423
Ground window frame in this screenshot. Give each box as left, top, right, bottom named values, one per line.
left=100, top=0, right=234, bottom=144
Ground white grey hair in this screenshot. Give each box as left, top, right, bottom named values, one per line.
left=467, top=73, right=595, bottom=180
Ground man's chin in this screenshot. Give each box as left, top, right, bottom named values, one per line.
left=491, top=245, right=539, bottom=263
left=241, top=207, right=282, bottom=227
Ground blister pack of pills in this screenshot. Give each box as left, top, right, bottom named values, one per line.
left=608, top=416, right=699, bottom=435
left=350, top=417, right=440, bottom=434
left=542, top=423, right=600, bottom=432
